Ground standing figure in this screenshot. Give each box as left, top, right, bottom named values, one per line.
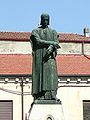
left=30, top=13, right=60, bottom=101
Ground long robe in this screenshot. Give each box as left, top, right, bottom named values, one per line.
left=30, top=27, right=59, bottom=96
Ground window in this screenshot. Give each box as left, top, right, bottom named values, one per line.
left=83, top=100, right=90, bottom=120
left=0, top=100, right=13, bottom=120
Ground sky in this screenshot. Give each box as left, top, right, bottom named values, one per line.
left=0, top=0, right=90, bottom=35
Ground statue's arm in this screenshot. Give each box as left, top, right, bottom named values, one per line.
left=30, top=29, right=58, bottom=46
left=50, top=30, right=60, bottom=57
left=53, top=30, right=60, bottom=48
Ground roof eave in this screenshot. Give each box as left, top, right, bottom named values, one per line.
left=59, top=74, right=90, bottom=77
left=0, top=74, right=32, bottom=77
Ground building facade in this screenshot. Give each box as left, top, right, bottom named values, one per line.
left=0, top=29, right=90, bottom=120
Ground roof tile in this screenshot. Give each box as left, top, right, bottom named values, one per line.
left=0, top=32, right=90, bottom=42
left=57, top=55, right=90, bottom=75
left=0, top=54, right=90, bottom=75
left=59, top=33, right=90, bottom=42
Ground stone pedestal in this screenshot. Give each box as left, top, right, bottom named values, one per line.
left=28, top=101, right=64, bottom=120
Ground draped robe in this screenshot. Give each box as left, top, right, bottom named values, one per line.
left=30, top=27, right=59, bottom=96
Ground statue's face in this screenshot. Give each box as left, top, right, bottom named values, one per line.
left=40, top=14, right=49, bottom=28
left=42, top=17, right=49, bottom=27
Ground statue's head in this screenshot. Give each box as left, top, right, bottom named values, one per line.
left=40, top=13, right=50, bottom=27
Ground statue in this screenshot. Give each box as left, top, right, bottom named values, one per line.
left=30, top=13, right=60, bottom=102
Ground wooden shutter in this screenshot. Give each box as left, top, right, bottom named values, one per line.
left=83, top=100, right=90, bottom=120
left=0, top=100, right=13, bottom=120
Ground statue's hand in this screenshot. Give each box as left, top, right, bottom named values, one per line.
left=52, top=42, right=60, bottom=49
left=47, top=45, right=53, bottom=54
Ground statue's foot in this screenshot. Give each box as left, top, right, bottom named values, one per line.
left=44, top=91, right=52, bottom=100
left=56, top=98, right=60, bottom=102
left=37, top=96, right=45, bottom=100
left=52, top=96, right=60, bottom=101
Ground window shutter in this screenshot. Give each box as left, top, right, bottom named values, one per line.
left=83, top=100, right=90, bottom=120
left=0, top=101, right=13, bottom=120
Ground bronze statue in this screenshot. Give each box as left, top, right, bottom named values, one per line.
left=30, top=13, right=60, bottom=101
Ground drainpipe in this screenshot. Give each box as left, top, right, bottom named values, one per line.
left=20, top=77, right=24, bottom=120
left=82, top=40, right=88, bottom=58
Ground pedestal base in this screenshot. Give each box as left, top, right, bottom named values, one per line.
left=28, top=102, right=64, bottom=120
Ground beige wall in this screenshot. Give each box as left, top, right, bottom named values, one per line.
left=58, top=42, right=82, bottom=54
left=0, top=41, right=32, bottom=54
left=57, top=86, right=83, bottom=120
left=0, top=82, right=33, bottom=120
left=57, top=84, right=90, bottom=120
left=0, top=83, right=21, bottom=120
left=0, top=79, right=90, bottom=120
left=84, top=43, right=90, bottom=55
left=1, top=40, right=90, bottom=55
